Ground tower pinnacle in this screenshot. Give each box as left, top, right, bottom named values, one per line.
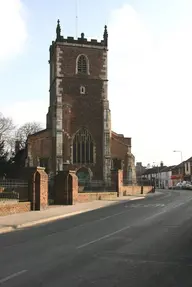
left=56, top=19, right=62, bottom=41
left=103, top=25, right=108, bottom=46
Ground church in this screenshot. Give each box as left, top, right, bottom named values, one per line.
left=26, top=20, right=136, bottom=184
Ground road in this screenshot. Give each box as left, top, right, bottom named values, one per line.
left=0, top=190, right=192, bottom=286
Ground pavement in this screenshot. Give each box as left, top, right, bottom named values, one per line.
left=0, top=194, right=150, bottom=234
left=1, top=189, right=192, bottom=286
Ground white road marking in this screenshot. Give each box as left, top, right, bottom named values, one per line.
left=73, top=211, right=128, bottom=230
left=77, top=225, right=131, bottom=249
left=48, top=208, right=136, bottom=238
left=88, top=211, right=129, bottom=223
left=0, top=270, right=27, bottom=284
left=77, top=197, right=192, bottom=249
left=128, top=203, right=165, bottom=208
left=142, top=198, right=192, bottom=222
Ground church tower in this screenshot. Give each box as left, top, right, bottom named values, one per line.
left=46, top=20, right=111, bottom=182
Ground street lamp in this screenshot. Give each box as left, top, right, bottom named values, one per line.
left=173, top=150, right=183, bottom=182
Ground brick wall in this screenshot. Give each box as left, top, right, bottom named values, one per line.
left=121, top=185, right=152, bottom=196
left=111, top=133, right=130, bottom=159
left=27, top=129, right=52, bottom=167
left=0, top=187, right=4, bottom=193
left=0, top=202, right=31, bottom=216
left=78, top=192, right=117, bottom=202
left=37, top=168, right=48, bottom=210
left=111, top=134, right=136, bottom=182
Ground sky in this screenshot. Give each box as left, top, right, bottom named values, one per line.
left=0, top=0, right=192, bottom=167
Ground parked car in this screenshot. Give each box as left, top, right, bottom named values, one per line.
left=174, top=181, right=192, bottom=190
left=185, top=182, right=192, bottom=190
left=175, top=182, right=183, bottom=189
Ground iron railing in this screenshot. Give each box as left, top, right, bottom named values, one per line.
left=0, top=179, right=28, bottom=188
left=123, top=180, right=134, bottom=186
left=48, top=174, right=55, bottom=201
left=78, top=180, right=116, bottom=192
left=136, top=180, right=152, bottom=186
left=0, top=191, right=19, bottom=202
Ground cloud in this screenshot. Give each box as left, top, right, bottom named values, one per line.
left=0, top=0, right=28, bottom=61
left=108, top=4, right=192, bottom=165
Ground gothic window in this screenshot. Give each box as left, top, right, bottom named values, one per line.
left=73, top=128, right=94, bottom=164
left=80, top=85, right=86, bottom=95
left=76, top=54, right=89, bottom=74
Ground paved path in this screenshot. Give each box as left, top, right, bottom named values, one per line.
left=1, top=190, right=192, bottom=286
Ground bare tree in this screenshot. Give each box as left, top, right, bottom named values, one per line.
left=15, top=122, right=43, bottom=149
left=0, top=113, right=15, bottom=142
left=0, top=113, right=15, bottom=156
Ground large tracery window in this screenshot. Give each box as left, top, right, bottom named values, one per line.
left=77, top=54, right=89, bottom=74
left=73, top=128, right=94, bottom=164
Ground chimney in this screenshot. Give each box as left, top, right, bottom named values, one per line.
left=160, top=161, right=164, bottom=167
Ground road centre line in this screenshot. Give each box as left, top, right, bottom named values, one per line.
left=68, top=197, right=169, bottom=231
left=75, top=199, right=167, bottom=231
left=77, top=225, right=131, bottom=249
left=0, top=270, right=27, bottom=284
left=47, top=206, right=137, bottom=237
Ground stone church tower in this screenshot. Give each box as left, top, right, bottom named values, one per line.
left=46, top=20, right=111, bottom=182
left=27, top=20, right=137, bottom=185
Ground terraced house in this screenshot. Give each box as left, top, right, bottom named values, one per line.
left=171, top=157, right=192, bottom=184
left=26, top=20, right=136, bottom=184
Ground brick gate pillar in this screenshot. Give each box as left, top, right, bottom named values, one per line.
left=55, top=170, right=78, bottom=205
left=33, top=167, right=48, bottom=210
left=23, top=167, right=48, bottom=211
left=117, top=169, right=123, bottom=197
left=111, top=169, right=123, bottom=197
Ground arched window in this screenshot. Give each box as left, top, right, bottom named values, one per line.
left=76, top=55, right=89, bottom=74
left=73, top=128, right=94, bottom=164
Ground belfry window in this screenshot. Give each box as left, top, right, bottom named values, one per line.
left=80, top=85, right=86, bottom=95
left=77, top=55, right=89, bottom=74
left=73, top=128, right=94, bottom=164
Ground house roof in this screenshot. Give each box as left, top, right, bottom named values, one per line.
left=169, top=156, right=192, bottom=170
left=143, top=166, right=167, bottom=175
left=27, top=128, right=49, bottom=138
left=172, top=161, right=185, bottom=169
left=185, top=156, right=192, bottom=162
left=111, top=131, right=131, bottom=147
left=161, top=165, right=176, bottom=172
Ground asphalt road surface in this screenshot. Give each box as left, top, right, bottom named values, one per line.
left=1, top=190, right=192, bottom=286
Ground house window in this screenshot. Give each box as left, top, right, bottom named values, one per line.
left=76, top=55, right=89, bottom=74
left=72, top=128, right=95, bottom=164
left=80, top=86, right=86, bottom=95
